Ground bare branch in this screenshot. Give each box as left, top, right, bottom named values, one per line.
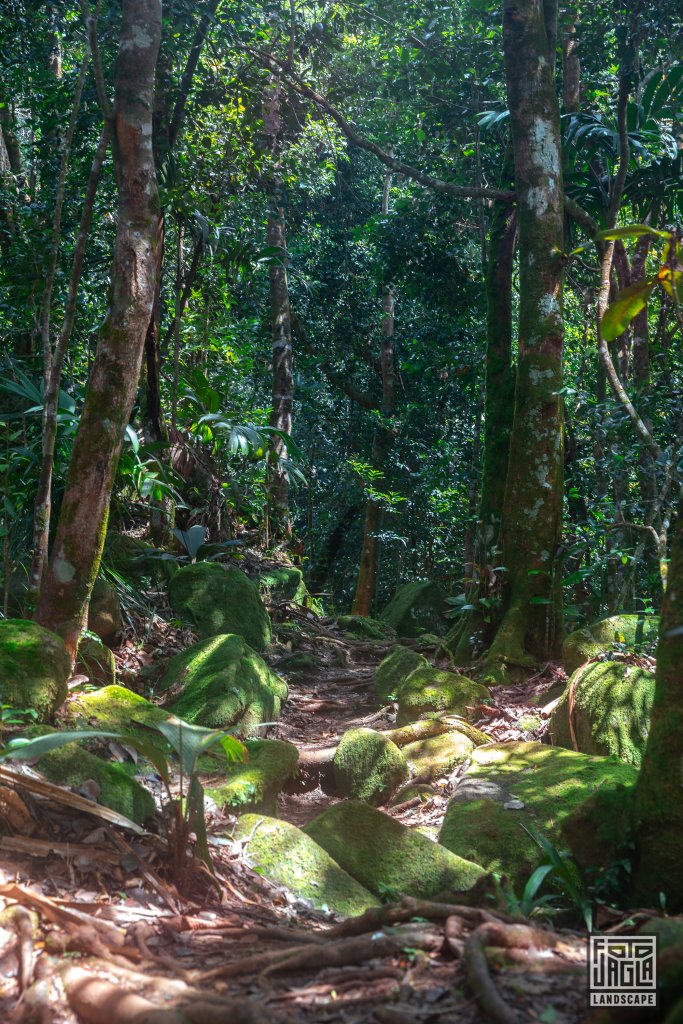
left=80, top=0, right=111, bottom=120
left=169, top=0, right=221, bottom=148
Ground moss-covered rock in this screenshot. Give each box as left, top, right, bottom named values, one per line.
left=396, top=667, right=489, bottom=726
left=389, top=783, right=435, bottom=806
left=234, top=813, right=379, bottom=916
left=159, top=634, right=287, bottom=735
left=375, top=646, right=428, bottom=704
left=37, top=743, right=155, bottom=823
left=87, top=579, right=122, bottom=647
left=333, top=729, right=409, bottom=805
left=305, top=800, right=485, bottom=900
left=337, top=615, right=397, bottom=641
left=380, top=580, right=449, bottom=638
left=169, top=563, right=271, bottom=651
left=69, top=685, right=170, bottom=736
left=205, top=739, right=298, bottom=812
left=562, top=614, right=659, bottom=675
left=402, top=731, right=474, bottom=781
left=105, top=534, right=153, bottom=578
left=258, top=566, right=308, bottom=604
left=438, top=741, right=637, bottom=888
left=76, top=636, right=116, bottom=688
left=274, top=652, right=321, bottom=676
left=548, top=661, right=655, bottom=767
left=0, top=619, right=70, bottom=722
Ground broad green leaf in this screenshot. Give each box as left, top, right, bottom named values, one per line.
left=597, top=225, right=670, bottom=242
left=601, top=281, right=656, bottom=341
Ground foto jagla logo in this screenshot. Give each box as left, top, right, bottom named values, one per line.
left=589, top=935, right=658, bottom=1008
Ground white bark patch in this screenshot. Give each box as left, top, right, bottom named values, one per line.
left=54, top=552, right=76, bottom=584
left=538, top=294, right=560, bottom=319
left=529, top=119, right=560, bottom=177
left=121, top=23, right=154, bottom=50
left=525, top=186, right=548, bottom=216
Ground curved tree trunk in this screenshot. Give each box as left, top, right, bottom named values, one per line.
left=36, top=0, right=162, bottom=660
left=484, top=0, right=565, bottom=680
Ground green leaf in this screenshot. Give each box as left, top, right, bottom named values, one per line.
left=601, top=280, right=656, bottom=341
left=597, top=225, right=669, bottom=242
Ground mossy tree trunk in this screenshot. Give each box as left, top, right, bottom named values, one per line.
left=36, top=0, right=162, bottom=659
left=633, top=492, right=683, bottom=910
left=484, top=0, right=565, bottom=678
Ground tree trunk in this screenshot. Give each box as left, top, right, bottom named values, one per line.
left=485, top=0, right=565, bottom=679
left=36, top=0, right=162, bottom=660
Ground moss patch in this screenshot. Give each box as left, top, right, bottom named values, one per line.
left=389, top=783, right=435, bottom=806
left=402, top=731, right=474, bottom=781
left=380, top=580, right=449, bottom=638
left=333, top=729, right=408, bottom=805
left=205, top=739, right=298, bottom=812
left=169, top=563, right=271, bottom=651
left=562, top=614, right=659, bottom=675
left=87, top=579, right=122, bottom=647
left=305, top=800, right=485, bottom=901
left=439, top=741, right=637, bottom=888
left=396, top=668, right=489, bottom=726
left=76, top=637, right=116, bottom=688
left=375, top=646, right=428, bottom=704
left=337, top=616, right=397, bottom=641
left=159, top=634, right=287, bottom=735
left=0, top=619, right=71, bottom=723
left=38, top=743, right=154, bottom=823
left=548, top=662, right=655, bottom=767
left=258, top=567, right=308, bottom=604
left=234, top=814, right=379, bottom=916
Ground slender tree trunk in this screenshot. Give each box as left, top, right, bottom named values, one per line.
left=485, top=0, right=565, bottom=679
left=36, top=0, right=162, bottom=660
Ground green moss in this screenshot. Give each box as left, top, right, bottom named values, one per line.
left=169, top=563, right=271, bottom=651
left=439, top=741, right=637, bottom=888
left=275, top=652, right=321, bottom=676
left=204, top=739, right=298, bottom=812
left=380, top=581, right=449, bottom=638
left=68, top=685, right=170, bottom=738
left=375, top=646, right=428, bottom=704
left=389, top=783, right=435, bottom=806
left=159, top=634, right=287, bottom=735
left=402, top=731, right=474, bottom=781
left=258, top=567, right=308, bottom=604
left=333, top=729, right=409, bottom=805
left=0, top=619, right=71, bottom=723
left=562, top=615, right=659, bottom=675
left=38, top=743, right=155, bottom=823
left=337, top=615, right=397, bottom=641
left=87, top=579, right=122, bottom=647
left=305, top=801, right=485, bottom=900
left=234, top=814, right=379, bottom=916
left=396, top=668, right=489, bottom=726
left=549, top=662, right=655, bottom=767
left=76, top=637, right=116, bottom=688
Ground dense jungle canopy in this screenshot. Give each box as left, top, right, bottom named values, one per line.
left=0, top=1, right=682, bottom=1021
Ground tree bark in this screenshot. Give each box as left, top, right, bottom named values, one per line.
left=36, top=0, right=162, bottom=660
left=485, top=0, right=565, bottom=679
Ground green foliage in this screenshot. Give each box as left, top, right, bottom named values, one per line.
left=501, top=826, right=593, bottom=931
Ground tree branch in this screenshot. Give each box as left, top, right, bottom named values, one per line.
left=79, top=0, right=111, bottom=120
left=290, top=311, right=379, bottom=409
left=169, top=0, right=221, bottom=148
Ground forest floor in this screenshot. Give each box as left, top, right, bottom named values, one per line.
left=0, top=597, right=605, bottom=1024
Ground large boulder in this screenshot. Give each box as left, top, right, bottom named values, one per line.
left=169, top=563, right=271, bottom=651
left=159, top=634, right=287, bottom=735
left=337, top=615, right=397, bottom=641
left=87, top=579, right=122, bottom=647
left=0, top=619, right=70, bottom=722
left=395, top=667, right=489, bottom=726
left=69, top=685, right=170, bottom=738
left=37, top=743, right=154, bottom=824
left=305, top=800, right=486, bottom=901
left=439, top=741, right=637, bottom=888
left=234, top=814, right=379, bottom=916
left=333, top=728, right=409, bottom=805
left=380, top=580, right=449, bottom=637
left=375, top=646, right=428, bottom=704
left=76, top=636, right=116, bottom=688
left=402, top=731, right=474, bottom=781
left=548, top=661, right=654, bottom=767
left=562, top=614, right=659, bottom=675
left=205, top=739, right=298, bottom=813
left=257, top=566, right=308, bottom=604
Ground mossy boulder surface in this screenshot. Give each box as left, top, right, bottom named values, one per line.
left=87, top=579, right=122, bottom=647
left=402, top=731, right=474, bottom=780
left=439, top=741, right=637, bottom=888
left=258, top=567, right=308, bottom=604
left=396, top=667, right=489, bottom=726
left=76, top=637, right=116, bottom=688
left=333, top=728, right=409, bottom=805
left=562, top=614, right=659, bottom=675
left=69, top=685, right=170, bottom=737
left=305, top=800, right=485, bottom=900
left=337, top=615, right=397, bottom=641
left=205, top=739, right=298, bottom=812
left=37, top=743, right=154, bottom=823
left=0, top=619, right=70, bottom=722
left=160, top=634, right=287, bottom=735
left=375, top=646, right=428, bottom=704
left=234, top=814, right=379, bottom=916
left=389, top=783, right=435, bottom=806
left=169, top=563, right=271, bottom=651
left=548, top=661, right=655, bottom=767
left=380, top=580, right=449, bottom=638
